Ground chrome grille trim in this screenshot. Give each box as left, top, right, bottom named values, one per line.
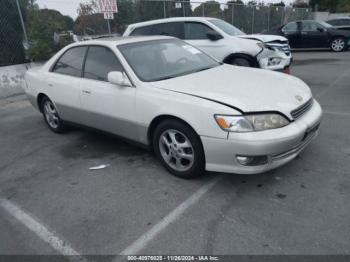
left=291, top=99, right=314, bottom=120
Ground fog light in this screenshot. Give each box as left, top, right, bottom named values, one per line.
left=268, top=57, right=282, bottom=66
left=236, top=155, right=268, bottom=166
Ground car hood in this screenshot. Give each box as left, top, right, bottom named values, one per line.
left=238, top=34, right=288, bottom=43
left=150, top=64, right=312, bottom=119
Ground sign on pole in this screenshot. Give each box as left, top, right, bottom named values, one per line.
left=103, top=12, right=114, bottom=19
left=98, top=0, right=118, bottom=19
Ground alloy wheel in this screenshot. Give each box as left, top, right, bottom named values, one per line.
left=332, top=39, right=345, bottom=52
left=158, top=129, right=194, bottom=172
left=43, top=100, right=59, bottom=129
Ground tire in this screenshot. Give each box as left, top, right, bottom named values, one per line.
left=330, top=37, right=347, bottom=52
left=153, top=119, right=205, bottom=179
left=40, top=96, right=66, bottom=133
left=229, top=57, right=252, bottom=67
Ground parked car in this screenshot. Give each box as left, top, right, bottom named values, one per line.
left=123, top=17, right=292, bottom=73
left=265, top=20, right=350, bottom=52
left=24, top=36, right=322, bottom=178
left=326, top=17, right=350, bottom=31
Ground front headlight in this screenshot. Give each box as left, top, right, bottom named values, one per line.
left=215, top=114, right=289, bottom=132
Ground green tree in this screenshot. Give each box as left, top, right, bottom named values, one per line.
left=193, top=1, right=223, bottom=18
left=27, top=8, right=74, bottom=61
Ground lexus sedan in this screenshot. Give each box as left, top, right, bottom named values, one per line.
left=265, top=20, right=350, bottom=52
left=24, top=36, right=322, bottom=178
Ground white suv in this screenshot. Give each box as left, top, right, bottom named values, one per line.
left=123, top=17, right=292, bottom=72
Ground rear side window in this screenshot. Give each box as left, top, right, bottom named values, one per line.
left=83, top=46, right=124, bottom=82
left=282, top=22, right=299, bottom=33
left=52, top=46, right=87, bottom=77
left=184, top=22, right=213, bottom=40
left=130, top=25, right=153, bottom=36
left=151, top=22, right=184, bottom=39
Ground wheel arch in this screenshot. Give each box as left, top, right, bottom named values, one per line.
left=223, top=53, right=259, bottom=68
left=147, top=115, right=203, bottom=150
left=37, top=93, right=48, bottom=113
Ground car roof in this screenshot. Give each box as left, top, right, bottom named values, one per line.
left=327, top=17, right=350, bottom=20
left=70, top=35, right=175, bottom=47
left=127, top=17, right=218, bottom=28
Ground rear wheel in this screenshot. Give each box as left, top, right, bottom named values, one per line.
left=41, top=97, right=66, bottom=133
left=229, top=57, right=252, bottom=67
left=330, top=37, right=347, bottom=52
left=153, top=119, right=205, bottom=179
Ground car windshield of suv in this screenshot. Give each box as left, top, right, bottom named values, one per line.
left=118, top=39, right=220, bottom=82
left=208, top=19, right=245, bottom=36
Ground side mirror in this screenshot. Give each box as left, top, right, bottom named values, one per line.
left=317, top=27, right=325, bottom=32
left=206, top=30, right=223, bottom=41
left=108, top=71, right=132, bottom=87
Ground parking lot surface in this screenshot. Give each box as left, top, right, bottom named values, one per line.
left=1, top=51, right=350, bottom=257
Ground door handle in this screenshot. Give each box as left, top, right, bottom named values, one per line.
left=48, top=83, right=53, bottom=87
left=301, top=32, right=308, bottom=35
left=82, top=90, right=91, bottom=94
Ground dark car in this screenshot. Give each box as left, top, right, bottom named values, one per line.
left=326, top=17, right=350, bottom=31
left=264, top=20, right=350, bottom=52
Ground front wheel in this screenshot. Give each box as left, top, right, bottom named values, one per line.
left=229, top=57, right=252, bottom=67
left=41, top=97, right=66, bottom=133
left=153, top=120, right=205, bottom=179
left=330, top=37, right=347, bottom=52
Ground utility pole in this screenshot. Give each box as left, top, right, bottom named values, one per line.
left=15, top=0, right=29, bottom=46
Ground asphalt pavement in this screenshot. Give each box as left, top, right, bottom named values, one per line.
left=0, top=51, right=350, bottom=258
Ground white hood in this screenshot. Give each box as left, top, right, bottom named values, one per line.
left=151, top=64, right=311, bottom=119
left=238, top=34, right=288, bottom=43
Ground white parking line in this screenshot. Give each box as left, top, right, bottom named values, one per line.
left=0, top=198, right=85, bottom=260
left=324, top=111, right=350, bottom=117
left=120, top=175, right=224, bottom=255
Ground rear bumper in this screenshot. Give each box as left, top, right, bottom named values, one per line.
left=201, top=100, right=322, bottom=174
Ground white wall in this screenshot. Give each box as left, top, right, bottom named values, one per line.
left=0, top=63, right=42, bottom=99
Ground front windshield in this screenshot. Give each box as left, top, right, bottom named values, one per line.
left=209, top=19, right=245, bottom=36
left=118, top=39, right=220, bottom=82
left=319, top=21, right=333, bottom=28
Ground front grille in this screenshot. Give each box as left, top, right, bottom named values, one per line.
left=291, top=99, right=314, bottom=120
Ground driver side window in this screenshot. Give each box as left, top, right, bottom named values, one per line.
left=184, top=22, right=213, bottom=40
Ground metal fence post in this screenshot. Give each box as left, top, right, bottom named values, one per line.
left=252, top=6, right=255, bottom=34
left=231, top=4, right=234, bottom=25
left=202, top=4, right=204, bottom=16
left=163, top=0, right=166, bottom=18
left=267, top=5, right=270, bottom=31
left=15, top=0, right=28, bottom=45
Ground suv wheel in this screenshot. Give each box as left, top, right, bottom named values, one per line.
left=229, top=57, right=252, bottom=67
left=153, top=119, right=205, bottom=179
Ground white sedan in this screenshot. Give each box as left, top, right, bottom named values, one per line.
left=24, top=36, right=322, bottom=178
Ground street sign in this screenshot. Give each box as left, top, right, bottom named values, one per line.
left=98, top=0, right=118, bottom=13
left=175, top=2, right=182, bottom=8
left=103, top=12, right=114, bottom=19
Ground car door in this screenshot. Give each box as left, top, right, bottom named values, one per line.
left=281, top=21, right=302, bottom=48
left=48, top=46, right=87, bottom=123
left=79, top=45, right=138, bottom=140
left=300, top=21, right=329, bottom=48
left=183, top=22, right=224, bottom=59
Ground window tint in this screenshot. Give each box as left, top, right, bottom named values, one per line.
left=151, top=22, right=184, bottom=38
left=184, top=22, right=213, bottom=39
left=302, top=21, right=321, bottom=31
left=282, top=22, right=298, bottom=33
left=83, top=46, right=124, bottom=82
left=53, top=46, right=87, bottom=77
left=130, top=25, right=153, bottom=36
left=341, top=19, right=350, bottom=25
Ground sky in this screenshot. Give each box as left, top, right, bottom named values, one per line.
left=36, top=0, right=295, bottom=19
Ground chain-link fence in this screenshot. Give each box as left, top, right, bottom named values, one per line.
left=0, top=0, right=28, bottom=66
left=0, top=0, right=313, bottom=65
